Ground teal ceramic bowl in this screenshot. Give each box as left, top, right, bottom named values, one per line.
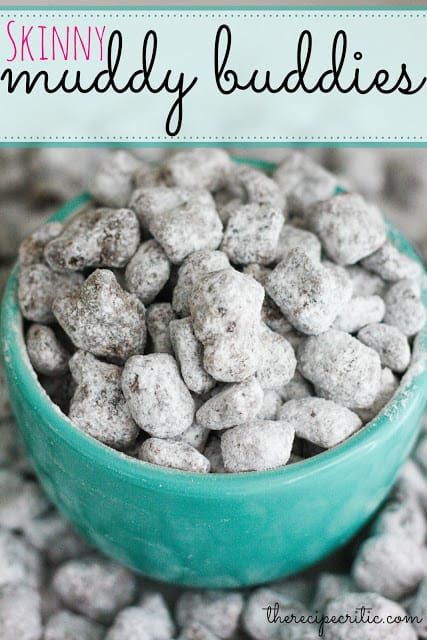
left=1, top=160, right=427, bottom=589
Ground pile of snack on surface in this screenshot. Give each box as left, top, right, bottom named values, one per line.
left=0, top=148, right=426, bottom=638
left=15, top=148, right=426, bottom=474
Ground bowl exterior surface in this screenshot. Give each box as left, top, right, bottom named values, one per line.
left=1, top=178, right=426, bottom=588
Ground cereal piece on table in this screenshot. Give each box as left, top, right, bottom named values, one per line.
left=384, top=278, right=426, bottom=337
left=371, top=485, right=426, bottom=546
left=0, top=469, right=49, bottom=532
left=309, top=193, right=386, bottom=265
left=44, top=207, right=140, bottom=272
left=257, top=389, right=282, bottom=420
left=361, top=240, right=422, bottom=282
left=170, top=318, right=216, bottom=394
left=18, top=222, right=63, bottom=267
left=203, top=436, right=226, bottom=473
left=139, top=438, right=210, bottom=473
left=190, top=269, right=264, bottom=344
left=274, top=225, right=321, bottom=264
left=352, top=533, right=426, bottom=601
left=357, top=323, right=411, bottom=373
left=52, top=556, right=137, bottom=624
left=173, top=250, right=230, bottom=317
left=203, top=328, right=261, bottom=383
left=196, top=377, right=263, bottom=430
left=164, top=148, right=232, bottom=191
left=173, top=419, right=210, bottom=452
left=257, top=324, right=296, bottom=390
left=69, top=351, right=138, bottom=450
left=273, top=151, right=338, bottom=215
left=333, top=295, right=385, bottom=334
left=278, top=398, right=362, bottom=448
left=324, top=592, right=417, bottom=640
left=44, top=610, right=103, bottom=640
left=230, top=164, right=285, bottom=211
left=298, top=330, right=382, bottom=409
left=89, top=150, right=142, bottom=207
left=410, top=578, right=427, bottom=639
left=19, top=264, right=83, bottom=324
left=354, top=367, right=399, bottom=424
left=26, top=324, right=69, bottom=377
left=0, top=584, right=43, bottom=640
left=221, top=203, right=284, bottom=266
left=105, top=593, right=175, bottom=640
left=129, top=185, right=193, bottom=229
left=221, top=420, right=294, bottom=472
left=345, top=264, right=386, bottom=297
left=53, top=270, right=146, bottom=362
left=122, top=354, right=195, bottom=438
left=146, top=303, right=176, bottom=355
left=148, top=192, right=223, bottom=265
left=311, top=573, right=355, bottom=613
left=124, top=240, right=171, bottom=305
left=0, top=529, right=42, bottom=590
left=279, top=371, right=313, bottom=402
left=23, top=512, right=90, bottom=564
left=177, top=623, right=221, bottom=640
left=176, top=590, right=244, bottom=640
left=265, top=249, right=352, bottom=335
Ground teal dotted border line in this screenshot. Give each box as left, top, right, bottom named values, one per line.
left=2, top=137, right=427, bottom=141
left=0, top=12, right=426, bottom=17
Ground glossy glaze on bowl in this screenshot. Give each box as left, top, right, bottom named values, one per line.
left=1, top=165, right=426, bottom=588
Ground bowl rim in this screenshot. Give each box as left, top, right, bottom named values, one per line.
left=1, top=157, right=427, bottom=495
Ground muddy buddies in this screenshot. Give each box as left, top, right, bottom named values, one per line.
left=13, top=148, right=426, bottom=474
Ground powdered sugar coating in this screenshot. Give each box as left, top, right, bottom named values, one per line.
left=26, top=324, right=69, bottom=377
left=256, top=324, right=296, bottom=390
left=122, top=354, right=195, bottom=438
left=362, top=240, right=422, bottom=282
left=19, top=264, right=83, bottom=324
left=357, top=323, right=411, bottom=373
left=309, top=193, right=386, bottom=265
left=69, top=351, right=139, bottom=450
left=221, top=203, right=283, bottom=266
left=266, top=249, right=352, bottom=335
left=53, top=270, right=146, bottom=362
left=352, top=533, right=426, bottom=601
left=221, top=420, right=295, bottom=472
left=298, top=330, right=382, bottom=409
left=52, top=557, right=137, bottom=624
left=125, top=240, right=170, bottom=305
left=139, top=438, right=210, bottom=473
left=148, top=192, right=223, bottom=265
left=278, top=398, right=362, bottom=448
left=44, top=207, right=140, bottom=272
left=170, top=318, right=216, bottom=394
left=333, top=295, right=385, bottom=334
left=384, top=278, right=426, bottom=337
left=173, top=250, right=230, bottom=317
left=196, top=377, right=263, bottom=430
